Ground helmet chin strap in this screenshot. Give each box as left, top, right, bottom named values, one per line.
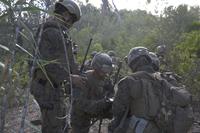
left=62, top=18, right=73, bottom=28
left=55, top=15, right=73, bottom=28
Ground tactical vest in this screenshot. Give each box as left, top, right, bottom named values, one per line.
left=34, top=18, right=78, bottom=80
left=35, top=19, right=74, bottom=69
left=30, top=19, right=75, bottom=100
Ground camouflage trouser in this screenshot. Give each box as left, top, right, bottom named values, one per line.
left=30, top=76, right=69, bottom=133
left=70, top=120, right=90, bottom=133
left=40, top=101, right=68, bottom=133
left=71, top=124, right=90, bottom=133
left=70, top=110, right=91, bottom=133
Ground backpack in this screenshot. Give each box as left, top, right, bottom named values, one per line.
left=129, top=71, right=194, bottom=133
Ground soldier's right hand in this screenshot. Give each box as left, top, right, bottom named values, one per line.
left=106, top=97, right=114, bottom=103
left=98, top=97, right=113, bottom=119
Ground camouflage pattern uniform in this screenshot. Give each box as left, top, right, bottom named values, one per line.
left=149, top=51, right=182, bottom=87
left=156, top=45, right=171, bottom=72
left=108, top=51, right=118, bottom=66
left=30, top=18, right=75, bottom=133
left=30, top=1, right=81, bottom=132
left=109, top=47, right=160, bottom=133
left=71, top=53, right=114, bottom=133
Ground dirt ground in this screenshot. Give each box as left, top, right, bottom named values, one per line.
left=3, top=96, right=110, bottom=133
left=3, top=96, right=200, bottom=133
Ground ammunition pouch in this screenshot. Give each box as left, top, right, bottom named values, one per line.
left=30, top=69, right=46, bottom=97
left=30, top=69, right=68, bottom=110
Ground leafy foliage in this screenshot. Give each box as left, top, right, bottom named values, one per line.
left=0, top=0, right=200, bottom=110
left=170, top=30, right=200, bottom=95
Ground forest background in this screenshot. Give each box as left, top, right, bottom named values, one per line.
left=0, top=0, right=200, bottom=132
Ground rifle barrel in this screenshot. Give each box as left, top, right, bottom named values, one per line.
left=80, top=38, right=93, bottom=73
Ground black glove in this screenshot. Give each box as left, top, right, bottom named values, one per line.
left=87, top=97, right=113, bottom=118
left=97, top=97, right=113, bottom=119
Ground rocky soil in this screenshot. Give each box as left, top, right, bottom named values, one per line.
left=3, top=96, right=200, bottom=133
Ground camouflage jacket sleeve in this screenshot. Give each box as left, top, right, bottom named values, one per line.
left=73, top=88, right=112, bottom=118
left=113, top=75, right=143, bottom=116
left=80, top=98, right=111, bottom=117
left=103, top=78, right=115, bottom=97
left=110, top=76, right=143, bottom=129
left=39, top=27, right=70, bottom=83
left=108, top=77, right=131, bottom=131
left=112, top=77, right=131, bottom=118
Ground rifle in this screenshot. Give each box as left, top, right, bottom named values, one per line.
left=113, top=61, right=122, bottom=85
left=80, top=38, right=93, bottom=73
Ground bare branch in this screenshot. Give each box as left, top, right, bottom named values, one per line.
left=112, top=0, right=121, bottom=23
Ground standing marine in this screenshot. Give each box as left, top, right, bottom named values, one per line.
left=30, top=0, right=84, bottom=133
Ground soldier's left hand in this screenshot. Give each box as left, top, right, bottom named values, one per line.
left=71, top=74, right=87, bottom=88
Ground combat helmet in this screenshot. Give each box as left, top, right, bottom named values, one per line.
left=91, top=53, right=113, bottom=73
left=107, top=50, right=116, bottom=57
left=55, top=0, right=82, bottom=22
left=91, top=51, right=97, bottom=58
left=156, top=45, right=166, bottom=56
left=127, top=47, right=150, bottom=67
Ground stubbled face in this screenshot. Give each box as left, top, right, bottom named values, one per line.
left=94, top=69, right=108, bottom=80
left=61, top=11, right=75, bottom=28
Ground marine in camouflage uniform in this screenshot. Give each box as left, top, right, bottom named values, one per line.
left=156, top=45, right=172, bottom=72
left=108, top=50, right=118, bottom=67
left=71, top=53, right=114, bottom=133
left=108, top=47, right=161, bottom=133
left=30, top=1, right=83, bottom=133
left=149, top=51, right=182, bottom=87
